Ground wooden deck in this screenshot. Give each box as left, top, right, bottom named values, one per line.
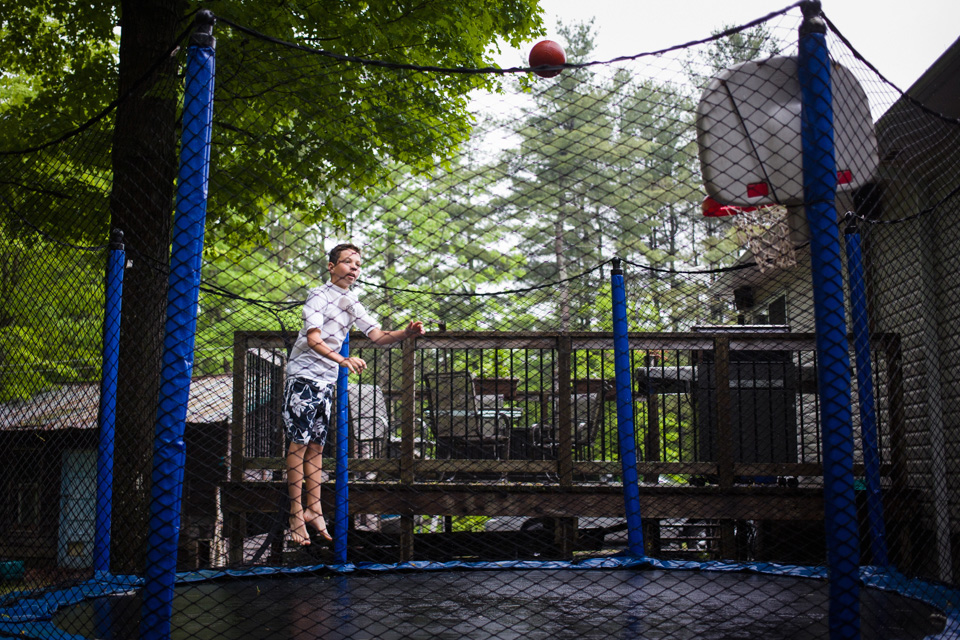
left=221, top=330, right=913, bottom=566
left=220, top=479, right=827, bottom=563
left=222, top=480, right=827, bottom=522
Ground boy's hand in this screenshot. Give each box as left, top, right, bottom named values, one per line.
left=339, top=356, right=367, bottom=374
left=405, top=321, right=425, bottom=337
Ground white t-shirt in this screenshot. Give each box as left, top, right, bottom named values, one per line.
left=285, top=282, right=380, bottom=385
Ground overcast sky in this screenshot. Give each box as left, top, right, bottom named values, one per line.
left=498, top=0, right=959, bottom=90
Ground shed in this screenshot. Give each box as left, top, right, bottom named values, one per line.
left=0, top=375, right=233, bottom=570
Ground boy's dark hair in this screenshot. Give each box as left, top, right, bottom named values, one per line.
left=328, top=243, right=362, bottom=265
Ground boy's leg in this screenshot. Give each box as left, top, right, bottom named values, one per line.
left=303, top=442, right=332, bottom=541
left=286, top=442, right=311, bottom=546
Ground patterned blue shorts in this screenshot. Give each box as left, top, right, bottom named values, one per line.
left=282, top=377, right=335, bottom=447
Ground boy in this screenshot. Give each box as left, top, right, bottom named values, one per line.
left=283, top=243, right=424, bottom=545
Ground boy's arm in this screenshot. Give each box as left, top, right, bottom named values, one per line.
left=306, top=328, right=367, bottom=374
left=367, top=321, right=425, bottom=346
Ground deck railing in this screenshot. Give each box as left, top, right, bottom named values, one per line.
left=231, top=330, right=906, bottom=490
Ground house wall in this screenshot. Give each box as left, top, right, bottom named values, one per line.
left=746, top=250, right=814, bottom=332
left=58, top=449, right=96, bottom=569
left=866, top=103, right=960, bottom=578
left=0, top=429, right=95, bottom=568
left=0, top=421, right=230, bottom=571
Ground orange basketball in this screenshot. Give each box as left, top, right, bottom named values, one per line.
left=529, top=40, right=566, bottom=78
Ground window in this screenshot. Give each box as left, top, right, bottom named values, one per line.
left=768, top=295, right=787, bottom=325
left=749, top=294, right=787, bottom=326
left=16, top=481, right=41, bottom=528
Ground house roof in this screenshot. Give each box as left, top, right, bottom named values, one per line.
left=0, top=375, right=234, bottom=431
left=903, top=35, right=960, bottom=120
left=874, top=34, right=960, bottom=177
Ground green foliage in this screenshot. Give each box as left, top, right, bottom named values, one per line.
left=0, top=230, right=105, bottom=401
left=307, top=19, right=751, bottom=335
left=0, top=1, right=119, bottom=123
left=413, top=515, right=489, bottom=534
left=684, top=23, right=785, bottom=90
left=334, top=160, right=527, bottom=330
left=481, top=22, right=722, bottom=331
left=0, top=6, right=787, bottom=404
left=1, top=0, right=545, bottom=245
left=1, top=0, right=547, bottom=395
left=450, top=515, right=490, bottom=533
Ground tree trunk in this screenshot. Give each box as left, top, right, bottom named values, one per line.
left=109, top=0, right=186, bottom=574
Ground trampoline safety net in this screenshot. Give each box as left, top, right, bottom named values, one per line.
left=1, top=1, right=959, bottom=639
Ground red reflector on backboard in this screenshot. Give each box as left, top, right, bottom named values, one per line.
left=837, top=169, right=853, bottom=184
left=702, top=196, right=729, bottom=217
left=746, top=182, right=769, bottom=198
left=702, top=196, right=761, bottom=217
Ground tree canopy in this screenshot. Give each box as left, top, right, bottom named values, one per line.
left=1, top=0, right=546, bottom=243
left=1, top=0, right=548, bottom=573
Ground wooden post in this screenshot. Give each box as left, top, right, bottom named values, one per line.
left=556, top=335, right=575, bottom=558
left=401, top=338, right=417, bottom=486
left=399, top=338, right=417, bottom=561
left=643, top=355, right=662, bottom=554
left=557, top=335, right=573, bottom=486
left=230, top=332, right=247, bottom=483
left=227, top=333, right=248, bottom=562
left=556, top=517, right=577, bottom=559
left=714, top=336, right=736, bottom=558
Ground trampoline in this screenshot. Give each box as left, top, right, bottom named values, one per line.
left=6, top=6, right=960, bottom=640
left=1, top=559, right=946, bottom=640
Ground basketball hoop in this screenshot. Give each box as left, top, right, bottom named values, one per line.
left=729, top=204, right=796, bottom=273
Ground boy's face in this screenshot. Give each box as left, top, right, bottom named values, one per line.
left=328, top=249, right=361, bottom=288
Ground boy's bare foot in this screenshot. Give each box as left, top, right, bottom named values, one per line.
left=289, top=515, right=311, bottom=546
left=304, top=509, right=333, bottom=543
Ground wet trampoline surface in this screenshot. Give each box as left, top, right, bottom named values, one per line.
left=54, top=569, right=945, bottom=639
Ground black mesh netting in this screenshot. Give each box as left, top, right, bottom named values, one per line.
left=2, top=1, right=959, bottom=638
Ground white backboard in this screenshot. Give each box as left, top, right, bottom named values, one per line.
left=696, top=56, right=878, bottom=207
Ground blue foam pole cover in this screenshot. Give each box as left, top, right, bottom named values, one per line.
left=94, top=231, right=124, bottom=576
left=611, top=260, right=645, bottom=556
left=335, top=336, right=350, bottom=563
left=140, top=39, right=216, bottom=640
left=844, top=228, right=889, bottom=566
left=799, top=7, right=861, bottom=638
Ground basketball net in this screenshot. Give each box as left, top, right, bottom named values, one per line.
left=730, top=204, right=797, bottom=273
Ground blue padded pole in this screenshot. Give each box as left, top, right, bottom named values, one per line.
left=611, top=258, right=644, bottom=556
left=334, top=336, right=350, bottom=563
left=94, top=229, right=124, bottom=576
left=843, top=218, right=889, bottom=566
left=798, top=3, right=860, bottom=638
left=140, top=12, right=216, bottom=640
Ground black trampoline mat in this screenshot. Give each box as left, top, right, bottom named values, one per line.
left=54, top=569, right=945, bottom=639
